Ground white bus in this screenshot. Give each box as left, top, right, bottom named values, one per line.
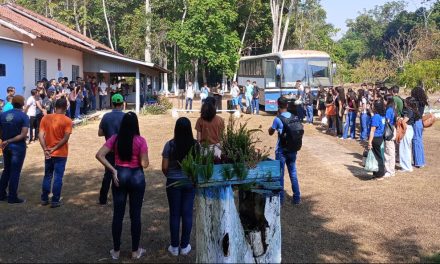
left=237, top=50, right=333, bottom=112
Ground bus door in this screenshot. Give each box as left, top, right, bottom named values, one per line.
left=264, top=60, right=279, bottom=112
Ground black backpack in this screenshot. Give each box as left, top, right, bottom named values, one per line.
left=278, top=115, right=304, bottom=152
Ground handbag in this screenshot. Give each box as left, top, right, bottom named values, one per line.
left=321, top=116, right=328, bottom=125
left=384, top=120, right=395, bottom=141
left=422, top=112, right=436, bottom=128
left=364, top=150, right=379, bottom=172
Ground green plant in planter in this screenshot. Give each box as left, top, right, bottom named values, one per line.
left=179, top=145, right=214, bottom=184
left=221, top=117, right=270, bottom=174
left=221, top=164, right=234, bottom=181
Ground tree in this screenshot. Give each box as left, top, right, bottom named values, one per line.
left=385, top=27, right=420, bottom=69
left=351, top=58, right=396, bottom=83
left=270, top=0, right=296, bottom=53
left=102, top=0, right=114, bottom=50
left=400, top=59, right=440, bottom=93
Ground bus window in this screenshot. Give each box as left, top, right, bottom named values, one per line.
left=264, top=60, right=276, bottom=88
left=308, top=60, right=331, bottom=87
left=282, top=59, right=307, bottom=86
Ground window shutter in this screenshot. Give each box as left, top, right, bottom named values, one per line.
left=35, top=59, right=39, bottom=84
left=41, top=60, right=47, bottom=79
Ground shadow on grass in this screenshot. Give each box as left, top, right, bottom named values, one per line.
left=281, top=194, right=369, bottom=262
left=0, top=165, right=195, bottom=263
left=379, top=228, right=428, bottom=263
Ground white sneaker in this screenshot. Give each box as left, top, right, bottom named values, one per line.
left=180, top=244, right=192, bottom=255
left=384, top=172, right=392, bottom=178
left=168, top=245, right=179, bottom=256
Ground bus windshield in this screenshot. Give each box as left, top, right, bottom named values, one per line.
left=308, top=59, right=331, bottom=87
left=282, top=59, right=307, bottom=87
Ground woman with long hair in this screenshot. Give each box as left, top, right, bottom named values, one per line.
left=96, top=112, right=149, bottom=260
left=358, top=89, right=371, bottom=142
left=162, top=117, right=198, bottom=256
left=342, top=90, right=358, bottom=139
left=410, top=87, right=428, bottom=168
left=384, top=95, right=397, bottom=177
left=316, top=86, right=327, bottom=123
left=368, top=99, right=386, bottom=178
left=325, top=91, right=337, bottom=134
left=334, top=87, right=345, bottom=138
left=399, top=97, right=419, bottom=172
left=195, top=97, right=225, bottom=156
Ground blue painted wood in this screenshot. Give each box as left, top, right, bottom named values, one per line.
left=196, top=159, right=280, bottom=188
left=0, top=40, right=24, bottom=100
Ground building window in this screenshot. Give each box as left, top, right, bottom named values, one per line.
left=72, top=65, right=80, bottom=80
left=0, top=64, right=5, bottom=77
left=35, top=59, right=47, bottom=83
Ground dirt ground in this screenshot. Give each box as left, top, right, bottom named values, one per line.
left=0, top=100, right=439, bottom=263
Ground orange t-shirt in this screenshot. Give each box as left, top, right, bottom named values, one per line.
left=39, top=114, right=73, bottom=157
left=195, top=115, right=225, bottom=145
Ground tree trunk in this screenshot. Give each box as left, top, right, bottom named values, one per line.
left=173, top=45, right=178, bottom=96
left=102, top=0, right=114, bottom=50
left=202, top=66, right=207, bottom=84
left=222, top=72, right=228, bottom=92
left=163, top=57, right=169, bottom=96
left=194, top=60, right=199, bottom=92
left=196, top=186, right=281, bottom=263
left=82, top=0, right=87, bottom=36
left=233, top=3, right=254, bottom=82
left=279, top=0, right=295, bottom=52
left=73, top=0, right=81, bottom=32
left=144, top=0, right=152, bottom=62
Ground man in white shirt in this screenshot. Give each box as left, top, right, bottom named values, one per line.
left=230, top=81, right=240, bottom=110
left=98, top=81, right=108, bottom=110
left=185, top=81, right=194, bottom=110
left=25, top=89, right=37, bottom=143
left=200, top=83, right=210, bottom=104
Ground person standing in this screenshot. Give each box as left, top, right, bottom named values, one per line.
left=89, top=76, right=98, bottom=111
left=399, top=97, right=418, bottom=172
left=358, top=89, right=370, bottom=142
left=334, top=87, right=345, bottom=138
left=268, top=97, right=302, bottom=205
left=252, top=81, right=260, bottom=115
left=39, top=98, right=73, bottom=208
left=185, top=82, right=194, bottom=111
left=342, top=90, right=357, bottom=139
left=0, top=96, right=29, bottom=204
left=303, top=87, right=314, bottom=124
left=95, top=112, right=149, bottom=260
left=6, top=86, right=15, bottom=100
left=410, top=87, right=428, bottom=168
left=316, top=87, right=326, bottom=123
left=230, top=81, right=240, bottom=111
left=3, top=95, right=14, bottom=112
left=200, top=83, right=210, bottom=105
left=384, top=95, right=397, bottom=177
left=245, top=80, right=254, bottom=114
left=99, top=79, right=108, bottom=111
left=25, top=89, right=38, bottom=144
left=295, top=80, right=305, bottom=122
left=368, top=99, right=386, bottom=179
left=97, top=94, right=125, bottom=205
left=162, top=117, right=197, bottom=256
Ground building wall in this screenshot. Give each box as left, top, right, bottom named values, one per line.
left=0, top=39, right=24, bottom=100
left=23, top=38, right=83, bottom=97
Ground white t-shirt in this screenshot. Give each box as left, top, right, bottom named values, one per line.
left=110, top=84, right=118, bottom=92
left=99, top=82, right=108, bottom=96
left=231, top=85, right=240, bottom=98
left=26, top=96, right=36, bottom=117
left=186, top=86, right=194, bottom=99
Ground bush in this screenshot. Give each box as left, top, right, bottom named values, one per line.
left=142, top=104, right=167, bottom=115
left=399, top=59, right=440, bottom=93
left=157, top=96, right=173, bottom=110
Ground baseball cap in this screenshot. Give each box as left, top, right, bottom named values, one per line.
left=11, top=95, right=25, bottom=107
left=112, top=94, right=124, bottom=103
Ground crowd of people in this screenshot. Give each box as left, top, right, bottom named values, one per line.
left=0, top=76, right=433, bottom=259
left=313, top=83, right=430, bottom=179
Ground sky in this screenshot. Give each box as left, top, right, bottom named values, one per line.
left=321, top=0, right=423, bottom=40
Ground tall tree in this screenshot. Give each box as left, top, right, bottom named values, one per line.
left=270, top=0, right=296, bottom=52
left=102, top=0, right=114, bottom=50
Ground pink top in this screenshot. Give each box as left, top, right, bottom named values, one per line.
left=104, top=135, right=148, bottom=168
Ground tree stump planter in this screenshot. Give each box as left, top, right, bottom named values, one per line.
left=195, top=160, right=282, bottom=263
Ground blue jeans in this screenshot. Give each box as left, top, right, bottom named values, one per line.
left=41, top=157, right=67, bottom=203
left=99, top=95, right=106, bottom=110
left=238, top=94, right=244, bottom=111
left=89, top=94, right=96, bottom=110
left=99, top=153, right=115, bottom=204
left=305, top=105, right=314, bottom=124
left=0, top=142, right=26, bottom=201
left=297, top=104, right=305, bottom=121
left=412, top=120, right=425, bottom=167
left=252, top=98, right=259, bottom=114
left=185, top=98, right=193, bottom=110
left=360, top=113, right=370, bottom=141
left=112, top=166, right=145, bottom=252
left=75, top=98, right=81, bottom=118
left=166, top=178, right=195, bottom=248
left=343, top=111, right=357, bottom=139
left=245, top=95, right=252, bottom=112
left=276, top=151, right=300, bottom=203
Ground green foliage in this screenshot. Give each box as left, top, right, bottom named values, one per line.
left=180, top=145, right=214, bottom=184
left=157, top=96, right=173, bottom=110
left=221, top=117, right=269, bottom=169
left=141, top=104, right=167, bottom=115
left=351, top=58, right=396, bottom=83
left=399, top=59, right=440, bottom=93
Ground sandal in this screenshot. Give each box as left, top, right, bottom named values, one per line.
left=110, top=249, right=120, bottom=260
left=132, top=248, right=146, bottom=259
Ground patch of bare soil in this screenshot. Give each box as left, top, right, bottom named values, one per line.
left=0, top=104, right=439, bottom=263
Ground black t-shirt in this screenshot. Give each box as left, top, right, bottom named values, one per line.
left=403, top=108, right=415, bottom=126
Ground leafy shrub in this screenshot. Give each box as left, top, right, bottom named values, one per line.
left=157, top=96, right=173, bottom=110
left=399, top=59, right=440, bottom=93
left=142, top=104, right=167, bottom=115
